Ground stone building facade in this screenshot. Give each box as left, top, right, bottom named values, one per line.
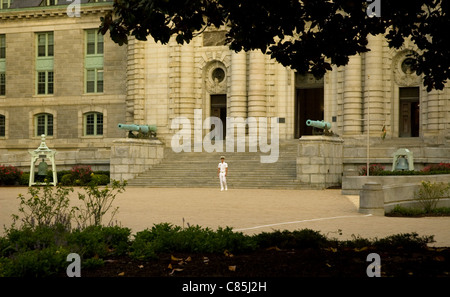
left=0, top=1, right=127, bottom=170
left=0, top=1, right=449, bottom=174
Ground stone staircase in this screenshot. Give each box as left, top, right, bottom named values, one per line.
left=127, top=140, right=301, bottom=189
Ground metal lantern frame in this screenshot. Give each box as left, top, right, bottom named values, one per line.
left=29, top=134, right=57, bottom=186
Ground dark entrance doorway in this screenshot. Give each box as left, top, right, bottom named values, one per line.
left=210, top=94, right=227, bottom=139
left=399, top=87, right=420, bottom=138
left=295, top=88, right=324, bottom=138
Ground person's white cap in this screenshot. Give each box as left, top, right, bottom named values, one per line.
left=220, top=156, right=225, bottom=159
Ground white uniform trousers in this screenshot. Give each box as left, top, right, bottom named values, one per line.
left=219, top=172, right=227, bottom=190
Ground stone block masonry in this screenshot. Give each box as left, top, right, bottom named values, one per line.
left=110, top=138, right=165, bottom=182
left=297, top=136, right=344, bottom=189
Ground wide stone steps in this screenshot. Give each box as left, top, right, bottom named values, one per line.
left=127, top=140, right=301, bottom=189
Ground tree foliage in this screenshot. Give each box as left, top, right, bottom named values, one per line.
left=100, top=0, right=450, bottom=91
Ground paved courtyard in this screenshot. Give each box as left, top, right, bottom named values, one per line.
left=1, top=186, right=449, bottom=246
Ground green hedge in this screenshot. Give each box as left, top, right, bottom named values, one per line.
left=0, top=223, right=435, bottom=277
left=16, top=169, right=110, bottom=186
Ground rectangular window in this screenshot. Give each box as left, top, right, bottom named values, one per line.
left=42, top=0, right=58, bottom=6
left=0, top=35, right=5, bottom=96
left=0, top=35, right=5, bottom=59
left=85, top=112, right=103, bottom=136
left=0, top=73, right=5, bottom=96
left=37, top=71, right=54, bottom=95
left=399, top=87, right=420, bottom=137
left=36, top=32, right=54, bottom=95
left=0, top=114, right=5, bottom=137
left=85, top=29, right=104, bottom=94
left=37, top=32, right=54, bottom=57
left=36, top=113, right=53, bottom=136
left=86, top=68, right=103, bottom=93
left=86, top=30, right=103, bottom=55
left=0, top=0, right=12, bottom=10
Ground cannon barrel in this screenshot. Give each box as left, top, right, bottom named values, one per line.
left=118, top=123, right=157, bottom=133
left=306, top=119, right=331, bottom=130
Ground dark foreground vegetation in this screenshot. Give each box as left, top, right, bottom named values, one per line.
left=1, top=223, right=449, bottom=278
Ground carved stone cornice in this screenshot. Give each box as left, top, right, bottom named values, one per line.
left=0, top=4, right=112, bottom=20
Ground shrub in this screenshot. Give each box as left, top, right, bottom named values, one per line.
left=414, top=180, right=450, bottom=213
left=130, top=223, right=257, bottom=260
left=74, top=180, right=127, bottom=228
left=12, top=184, right=74, bottom=230
left=60, top=174, right=74, bottom=186
left=0, top=164, right=23, bottom=185
left=70, top=165, right=93, bottom=185
left=67, top=225, right=131, bottom=258
left=358, top=164, right=385, bottom=176
left=422, top=163, right=450, bottom=174
left=19, top=173, right=30, bottom=186
left=373, top=233, right=435, bottom=250
left=3, top=224, right=70, bottom=255
left=253, top=229, right=329, bottom=249
left=0, top=246, right=70, bottom=277
left=90, top=174, right=110, bottom=186
left=386, top=205, right=426, bottom=217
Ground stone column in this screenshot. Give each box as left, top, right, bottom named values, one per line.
left=426, top=90, right=440, bottom=133
left=229, top=51, right=247, bottom=119
left=248, top=50, right=266, bottom=118
left=179, top=43, right=196, bottom=122
left=126, top=38, right=146, bottom=124
left=343, top=54, right=363, bottom=135
left=364, top=34, right=384, bottom=133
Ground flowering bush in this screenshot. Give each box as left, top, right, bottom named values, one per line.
left=70, top=165, right=93, bottom=185
left=421, top=163, right=450, bottom=174
left=359, top=164, right=385, bottom=176
left=0, top=165, right=23, bottom=185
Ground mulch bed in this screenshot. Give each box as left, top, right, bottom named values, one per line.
left=73, top=246, right=450, bottom=278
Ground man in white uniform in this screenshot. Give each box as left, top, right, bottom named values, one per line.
left=217, top=156, right=228, bottom=191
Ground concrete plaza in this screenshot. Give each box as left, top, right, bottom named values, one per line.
left=1, top=186, right=449, bottom=247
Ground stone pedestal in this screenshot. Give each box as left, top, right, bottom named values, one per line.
left=297, top=135, right=344, bottom=189
left=359, top=182, right=385, bottom=216
left=110, top=138, right=164, bottom=182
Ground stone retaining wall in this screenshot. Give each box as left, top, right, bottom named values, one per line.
left=110, top=138, right=165, bottom=182
left=297, top=135, right=344, bottom=189
left=343, top=173, right=450, bottom=195
left=359, top=181, right=450, bottom=216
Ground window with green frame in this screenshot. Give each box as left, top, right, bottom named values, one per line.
left=84, top=112, right=103, bottom=136
left=0, top=114, right=5, bottom=137
left=36, top=32, right=54, bottom=95
left=86, top=68, right=103, bottom=93
left=0, top=35, right=5, bottom=96
left=85, top=29, right=104, bottom=93
left=42, top=0, right=58, bottom=6
left=37, top=32, right=54, bottom=57
left=0, top=73, right=5, bottom=96
left=0, top=34, right=5, bottom=59
left=35, top=113, right=53, bottom=136
left=0, top=0, right=13, bottom=10
left=86, top=30, right=104, bottom=55
left=37, top=71, right=54, bottom=95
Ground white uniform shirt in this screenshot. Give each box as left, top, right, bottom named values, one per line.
left=218, top=162, right=228, bottom=173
